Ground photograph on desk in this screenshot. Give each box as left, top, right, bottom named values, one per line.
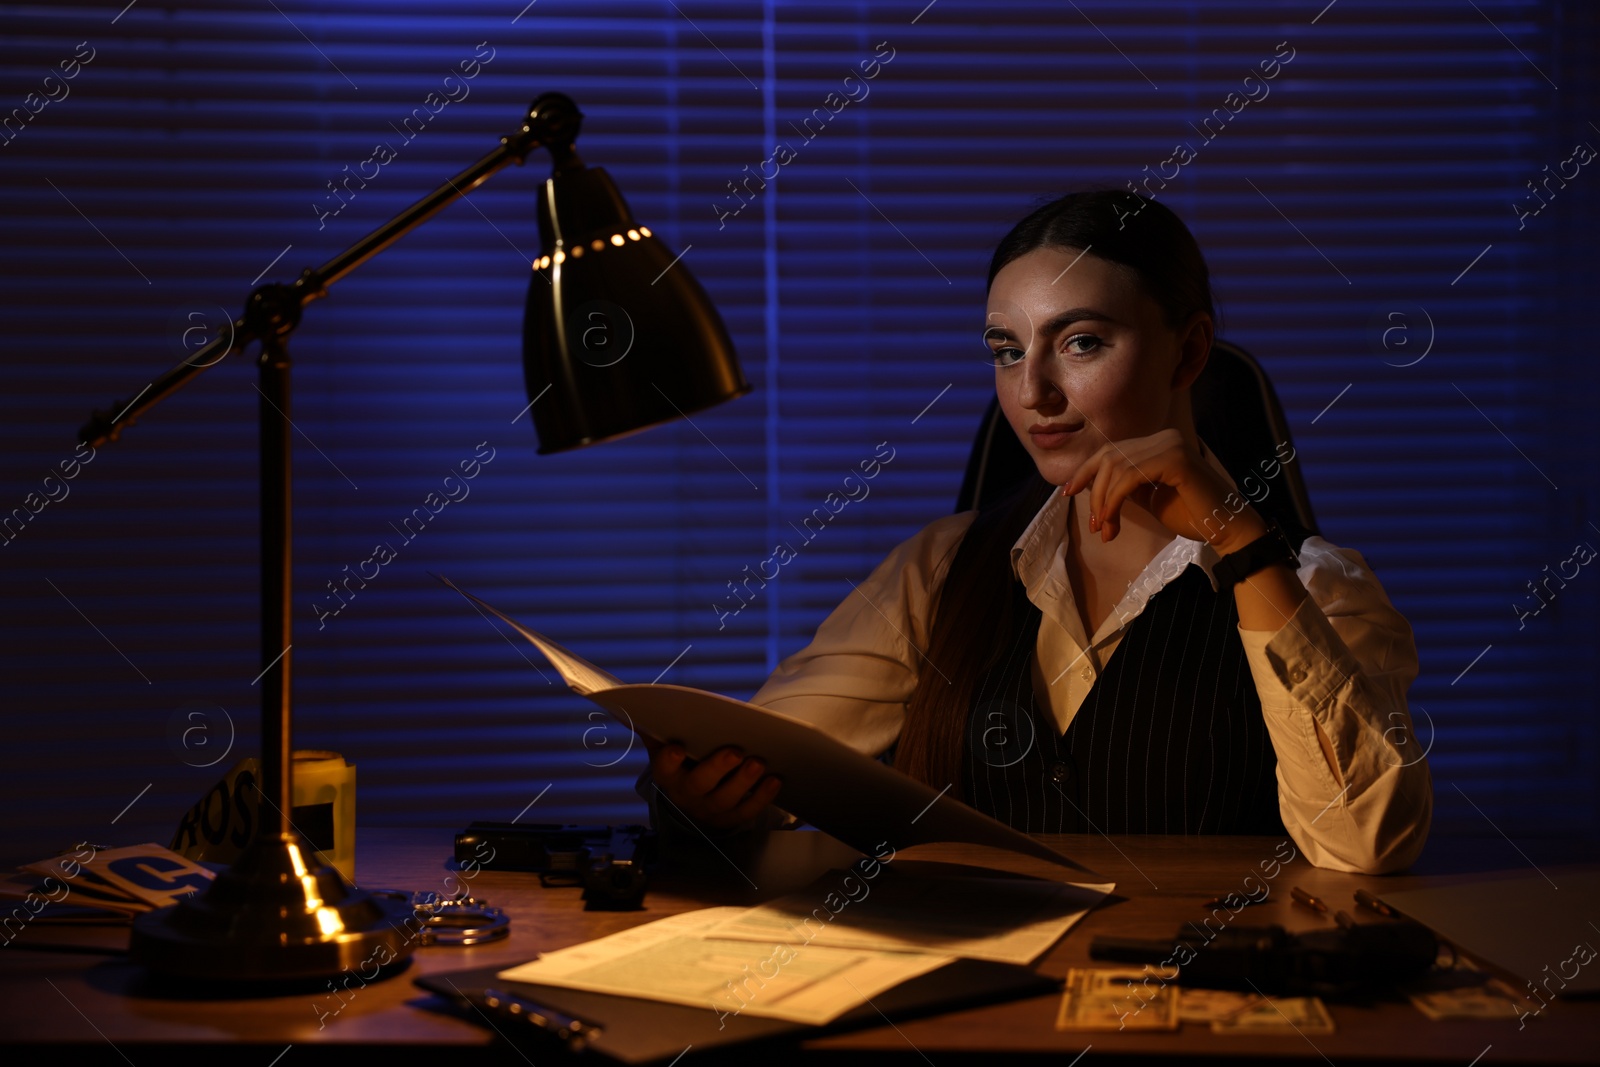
left=2, top=0, right=1598, bottom=1063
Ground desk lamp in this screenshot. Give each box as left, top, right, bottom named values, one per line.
left=77, top=92, right=749, bottom=981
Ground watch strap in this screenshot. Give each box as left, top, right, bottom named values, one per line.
left=1213, top=518, right=1301, bottom=590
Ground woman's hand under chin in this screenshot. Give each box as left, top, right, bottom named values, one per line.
left=1060, top=428, right=1268, bottom=556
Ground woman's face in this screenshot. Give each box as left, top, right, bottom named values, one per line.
left=984, top=245, right=1207, bottom=487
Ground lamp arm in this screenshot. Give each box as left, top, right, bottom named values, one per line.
left=91, top=92, right=599, bottom=983
left=77, top=92, right=584, bottom=449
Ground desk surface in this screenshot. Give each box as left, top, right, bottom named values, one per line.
left=2, top=827, right=1596, bottom=1065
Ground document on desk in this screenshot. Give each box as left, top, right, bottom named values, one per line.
left=437, top=575, right=1102, bottom=877
left=495, top=906, right=957, bottom=1026
left=703, top=870, right=1114, bottom=965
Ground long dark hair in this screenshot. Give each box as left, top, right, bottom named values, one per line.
left=892, top=189, right=1216, bottom=792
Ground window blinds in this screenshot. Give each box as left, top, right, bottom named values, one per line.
left=1, top=0, right=1594, bottom=861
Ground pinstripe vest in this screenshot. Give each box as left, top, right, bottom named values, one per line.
left=963, top=561, right=1286, bottom=836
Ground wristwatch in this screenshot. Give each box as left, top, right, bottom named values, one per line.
left=1212, top=518, right=1300, bottom=590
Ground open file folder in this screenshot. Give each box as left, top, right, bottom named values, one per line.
left=439, top=575, right=1103, bottom=878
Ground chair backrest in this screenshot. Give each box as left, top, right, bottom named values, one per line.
left=954, top=338, right=1320, bottom=541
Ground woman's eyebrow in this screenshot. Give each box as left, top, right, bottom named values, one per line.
left=1038, top=307, right=1121, bottom=335
left=983, top=307, right=1120, bottom=341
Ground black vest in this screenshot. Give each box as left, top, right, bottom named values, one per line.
left=962, top=561, right=1287, bottom=836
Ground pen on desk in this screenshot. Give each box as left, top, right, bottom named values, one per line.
left=1290, top=885, right=1328, bottom=914
left=1353, top=888, right=1396, bottom=917
left=461, top=986, right=603, bottom=1052
left=486, top=988, right=601, bottom=1050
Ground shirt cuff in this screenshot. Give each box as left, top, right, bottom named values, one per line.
left=1237, top=591, right=1362, bottom=713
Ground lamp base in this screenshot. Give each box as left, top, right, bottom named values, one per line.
left=130, top=833, right=417, bottom=982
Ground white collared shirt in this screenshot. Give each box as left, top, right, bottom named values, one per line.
left=749, top=484, right=1434, bottom=875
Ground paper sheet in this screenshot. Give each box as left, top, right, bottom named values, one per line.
left=436, top=573, right=624, bottom=695
left=496, top=906, right=957, bottom=1026
left=703, top=871, right=1114, bottom=965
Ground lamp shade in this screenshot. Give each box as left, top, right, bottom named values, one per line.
left=523, top=165, right=750, bottom=454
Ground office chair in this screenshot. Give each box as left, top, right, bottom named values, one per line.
left=954, top=338, right=1319, bottom=542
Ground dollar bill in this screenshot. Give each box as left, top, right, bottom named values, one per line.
left=1210, top=995, right=1334, bottom=1034
left=1178, top=988, right=1260, bottom=1023
left=1055, top=967, right=1179, bottom=1031
left=1409, top=984, right=1522, bottom=1021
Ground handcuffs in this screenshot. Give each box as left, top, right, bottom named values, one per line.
left=369, top=889, right=511, bottom=946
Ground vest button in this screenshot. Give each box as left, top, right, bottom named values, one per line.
left=1049, top=761, right=1070, bottom=784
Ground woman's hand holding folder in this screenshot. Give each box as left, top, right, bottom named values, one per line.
left=644, top=736, right=784, bottom=832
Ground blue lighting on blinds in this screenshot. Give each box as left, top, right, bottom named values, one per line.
left=0, top=1, right=1594, bottom=861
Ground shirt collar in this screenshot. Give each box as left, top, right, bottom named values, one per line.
left=1008, top=483, right=1227, bottom=595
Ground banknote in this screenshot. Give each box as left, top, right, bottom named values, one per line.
left=1409, top=983, right=1522, bottom=1021
left=1210, top=995, right=1334, bottom=1034
left=1178, top=987, right=1260, bottom=1023
left=1055, top=967, right=1179, bottom=1031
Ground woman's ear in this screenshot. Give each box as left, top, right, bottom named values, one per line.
left=1170, top=311, right=1214, bottom=391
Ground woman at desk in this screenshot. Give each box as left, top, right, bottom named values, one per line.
left=643, top=189, right=1432, bottom=876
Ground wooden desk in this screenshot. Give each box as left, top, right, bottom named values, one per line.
left=2, top=827, right=1596, bottom=1064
